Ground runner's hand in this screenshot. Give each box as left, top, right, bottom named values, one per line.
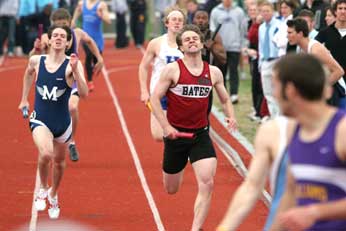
left=34, top=38, right=41, bottom=52
left=163, top=125, right=178, bottom=140
left=225, top=117, right=237, bottom=132
left=69, top=53, right=78, bottom=72
left=93, top=59, right=104, bottom=75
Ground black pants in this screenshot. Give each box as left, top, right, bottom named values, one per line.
left=220, top=51, right=240, bottom=95
left=0, top=16, right=16, bottom=55
left=82, top=43, right=101, bottom=82
left=249, top=58, right=264, bottom=117
left=115, top=12, right=128, bottom=48
left=130, top=12, right=146, bottom=46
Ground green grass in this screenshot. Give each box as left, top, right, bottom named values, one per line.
left=213, top=64, right=259, bottom=144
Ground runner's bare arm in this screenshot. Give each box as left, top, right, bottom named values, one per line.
left=77, top=28, right=104, bottom=74
left=28, top=34, right=49, bottom=57
left=211, top=65, right=237, bottom=130
left=150, top=63, right=179, bottom=138
left=313, top=44, right=344, bottom=85
left=138, top=38, right=159, bottom=104
left=97, top=1, right=111, bottom=24
left=217, top=121, right=276, bottom=231
left=69, top=55, right=88, bottom=98
left=71, top=1, right=83, bottom=28
left=18, top=56, right=40, bottom=110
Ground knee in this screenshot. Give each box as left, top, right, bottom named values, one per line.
left=198, top=178, right=214, bottom=193
left=53, top=158, right=66, bottom=169
left=38, top=149, right=53, bottom=163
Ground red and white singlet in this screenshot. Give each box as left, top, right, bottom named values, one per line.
left=166, top=59, right=212, bottom=129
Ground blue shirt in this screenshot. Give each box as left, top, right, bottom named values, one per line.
left=17, top=0, right=36, bottom=17
left=82, top=0, right=104, bottom=51
left=37, top=0, right=59, bottom=12
left=258, top=17, right=281, bottom=63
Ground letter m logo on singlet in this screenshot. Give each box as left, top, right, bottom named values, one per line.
left=166, top=56, right=180, bottom=64
left=37, top=85, right=66, bottom=101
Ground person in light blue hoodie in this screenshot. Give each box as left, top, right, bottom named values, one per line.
left=210, top=0, right=248, bottom=104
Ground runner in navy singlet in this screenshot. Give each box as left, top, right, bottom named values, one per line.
left=150, top=24, right=237, bottom=231
left=30, top=8, right=104, bottom=161
left=18, top=25, right=88, bottom=219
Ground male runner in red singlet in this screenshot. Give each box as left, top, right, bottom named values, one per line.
left=150, top=24, right=237, bottom=231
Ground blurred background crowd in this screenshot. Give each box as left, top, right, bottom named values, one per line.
left=0, top=0, right=343, bottom=122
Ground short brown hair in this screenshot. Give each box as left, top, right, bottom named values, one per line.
left=50, top=8, right=71, bottom=22
left=176, top=24, right=204, bottom=47
left=48, top=25, right=72, bottom=42
left=297, top=9, right=314, bottom=19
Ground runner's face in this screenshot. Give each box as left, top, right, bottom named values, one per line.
left=180, top=30, right=203, bottom=54
left=287, top=27, right=299, bottom=45
left=272, top=71, right=292, bottom=116
left=50, top=28, right=68, bottom=50
left=166, top=11, right=184, bottom=33
left=54, top=19, right=70, bottom=27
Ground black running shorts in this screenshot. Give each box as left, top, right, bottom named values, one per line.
left=162, top=127, right=216, bottom=174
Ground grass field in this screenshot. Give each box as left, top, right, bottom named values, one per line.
left=213, top=62, right=260, bottom=144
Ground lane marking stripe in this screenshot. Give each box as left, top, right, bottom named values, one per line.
left=103, top=66, right=165, bottom=231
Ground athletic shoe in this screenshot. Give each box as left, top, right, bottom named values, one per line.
left=231, top=95, right=239, bottom=104
left=47, top=188, right=60, bottom=219
left=34, top=188, right=48, bottom=211
left=68, top=143, right=79, bottom=162
left=88, top=82, right=95, bottom=92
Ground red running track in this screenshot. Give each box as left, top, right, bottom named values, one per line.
left=0, top=41, right=267, bottom=231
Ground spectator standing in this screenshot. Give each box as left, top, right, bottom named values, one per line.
left=298, top=9, right=319, bottom=38
left=16, top=0, right=37, bottom=55
left=128, top=0, right=146, bottom=48
left=316, top=0, right=346, bottom=108
left=243, top=3, right=265, bottom=121
left=325, top=5, right=336, bottom=26
left=0, top=0, right=19, bottom=58
left=204, top=0, right=222, bottom=15
left=153, top=0, right=176, bottom=35
left=258, top=1, right=281, bottom=118
left=298, top=0, right=329, bottom=31
left=112, top=0, right=129, bottom=48
left=210, top=0, right=248, bottom=104
left=187, top=0, right=200, bottom=23
left=272, top=0, right=297, bottom=56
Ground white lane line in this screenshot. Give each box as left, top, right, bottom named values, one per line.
left=0, top=65, right=23, bottom=72
left=209, top=127, right=272, bottom=207
left=103, top=66, right=165, bottom=231
left=29, top=168, right=40, bottom=231
left=211, top=107, right=255, bottom=156
left=107, top=65, right=137, bottom=74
